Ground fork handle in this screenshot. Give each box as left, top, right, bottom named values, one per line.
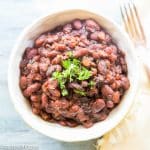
left=136, top=45, right=150, bottom=80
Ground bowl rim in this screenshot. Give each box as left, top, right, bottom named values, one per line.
left=8, top=9, right=139, bottom=142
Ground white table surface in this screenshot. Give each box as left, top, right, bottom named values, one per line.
left=0, top=0, right=149, bottom=149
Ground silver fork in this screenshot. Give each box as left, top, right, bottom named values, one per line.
left=120, top=1, right=150, bottom=79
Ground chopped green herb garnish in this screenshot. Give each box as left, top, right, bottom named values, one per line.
left=88, top=81, right=96, bottom=87
left=52, top=56, right=92, bottom=96
left=74, top=89, right=86, bottom=96
left=77, top=67, right=92, bottom=80
left=67, top=51, right=73, bottom=58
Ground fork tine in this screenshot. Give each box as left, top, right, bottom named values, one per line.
left=131, top=1, right=147, bottom=45
left=120, top=1, right=146, bottom=46
left=120, top=6, right=131, bottom=36
left=128, top=2, right=141, bottom=41
left=124, top=2, right=138, bottom=42
left=120, top=5, right=133, bottom=40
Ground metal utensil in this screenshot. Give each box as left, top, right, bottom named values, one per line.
left=120, top=1, right=150, bottom=79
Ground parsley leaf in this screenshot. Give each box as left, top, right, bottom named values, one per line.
left=88, top=81, right=95, bottom=87
left=77, top=67, right=91, bottom=80
left=52, top=57, right=92, bottom=96
left=74, top=89, right=86, bottom=96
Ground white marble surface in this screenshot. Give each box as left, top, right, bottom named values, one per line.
left=0, top=0, right=149, bottom=149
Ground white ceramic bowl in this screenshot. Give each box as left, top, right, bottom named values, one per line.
left=8, top=9, right=138, bottom=142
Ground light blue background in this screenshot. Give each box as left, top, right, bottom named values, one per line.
left=0, top=0, right=120, bottom=149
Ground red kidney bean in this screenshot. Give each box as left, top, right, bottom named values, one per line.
left=99, top=112, right=108, bottom=121
left=83, top=120, right=93, bottom=128
left=68, top=82, right=83, bottom=90
left=23, top=83, right=41, bottom=97
left=112, top=91, right=120, bottom=103
left=35, top=35, right=47, bottom=47
left=40, top=111, right=49, bottom=120
left=77, top=112, right=89, bottom=122
left=47, top=51, right=60, bottom=58
left=106, top=100, right=114, bottom=108
left=85, top=19, right=100, bottom=32
left=70, top=105, right=80, bottom=113
left=25, top=48, right=38, bottom=59
left=58, top=120, right=67, bottom=126
left=92, top=99, right=105, bottom=113
left=63, top=23, right=72, bottom=33
left=51, top=55, right=62, bottom=65
left=32, top=102, right=41, bottom=109
left=30, top=95, right=41, bottom=102
left=81, top=81, right=88, bottom=87
left=81, top=56, right=92, bottom=67
left=88, top=87, right=98, bottom=96
left=46, top=34, right=59, bottom=44
left=39, top=63, right=48, bottom=72
left=66, top=120, right=78, bottom=127
left=20, top=76, right=27, bottom=90
left=97, top=60, right=108, bottom=74
left=32, top=107, right=40, bottom=115
left=41, top=93, right=48, bottom=108
left=101, top=85, right=113, bottom=97
left=49, top=89, right=61, bottom=97
left=91, top=68, right=97, bottom=76
left=121, top=76, right=130, bottom=90
left=73, top=48, right=89, bottom=58
left=90, top=31, right=100, bottom=41
left=27, top=62, right=39, bottom=73
left=46, top=65, right=59, bottom=76
left=98, top=31, right=105, bottom=41
left=72, top=19, right=82, bottom=30
left=55, top=43, right=66, bottom=51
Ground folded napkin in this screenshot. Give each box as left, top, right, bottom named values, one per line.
left=97, top=65, right=150, bottom=150
left=97, top=0, right=150, bottom=149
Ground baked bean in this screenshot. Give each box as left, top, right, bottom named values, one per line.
left=72, top=19, right=82, bottom=30
left=66, top=120, right=78, bottom=127
left=23, top=83, right=41, bottom=97
left=51, top=55, right=62, bottom=65
left=83, top=120, right=93, bottom=128
left=63, top=23, right=72, bottom=33
left=91, top=68, right=97, bottom=76
left=98, top=31, right=105, bottom=41
left=41, top=93, right=48, bottom=108
left=26, top=48, right=38, bottom=59
left=85, top=19, right=100, bottom=32
left=46, top=34, right=59, bottom=44
left=40, top=111, right=49, bottom=120
left=81, top=56, right=92, bottom=67
left=112, top=91, right=120, bottom=103
left=58, top=120, right=67, bottom=126
left=32, top=107, right=40, bottom=115
left=106, top=100, right=114, bottom=108
left=35, top=35, right=47, bottom=47
left=73, top=48, right=89, bottom=57
left=68, top=82, right=83, bottom=90
left=47, top=51, right=60, bottom=58
left=90, top=31, right=100, bottom=41
left=101, top=85, right=113, bottom=97
left=92, top=99, right=105, bottom=113
left=97, top=60, right=108, bottom=74
left=121, top=76, right=130, bottom=90
left=55, top=43, right=66, bottom=51
left=81, top=81, right=88, bottom=87
left=30, top=95, right=40, bottom=102
left=46, top=65, right=62, bottom=76
left=20, top=76, right=27, bottom=90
